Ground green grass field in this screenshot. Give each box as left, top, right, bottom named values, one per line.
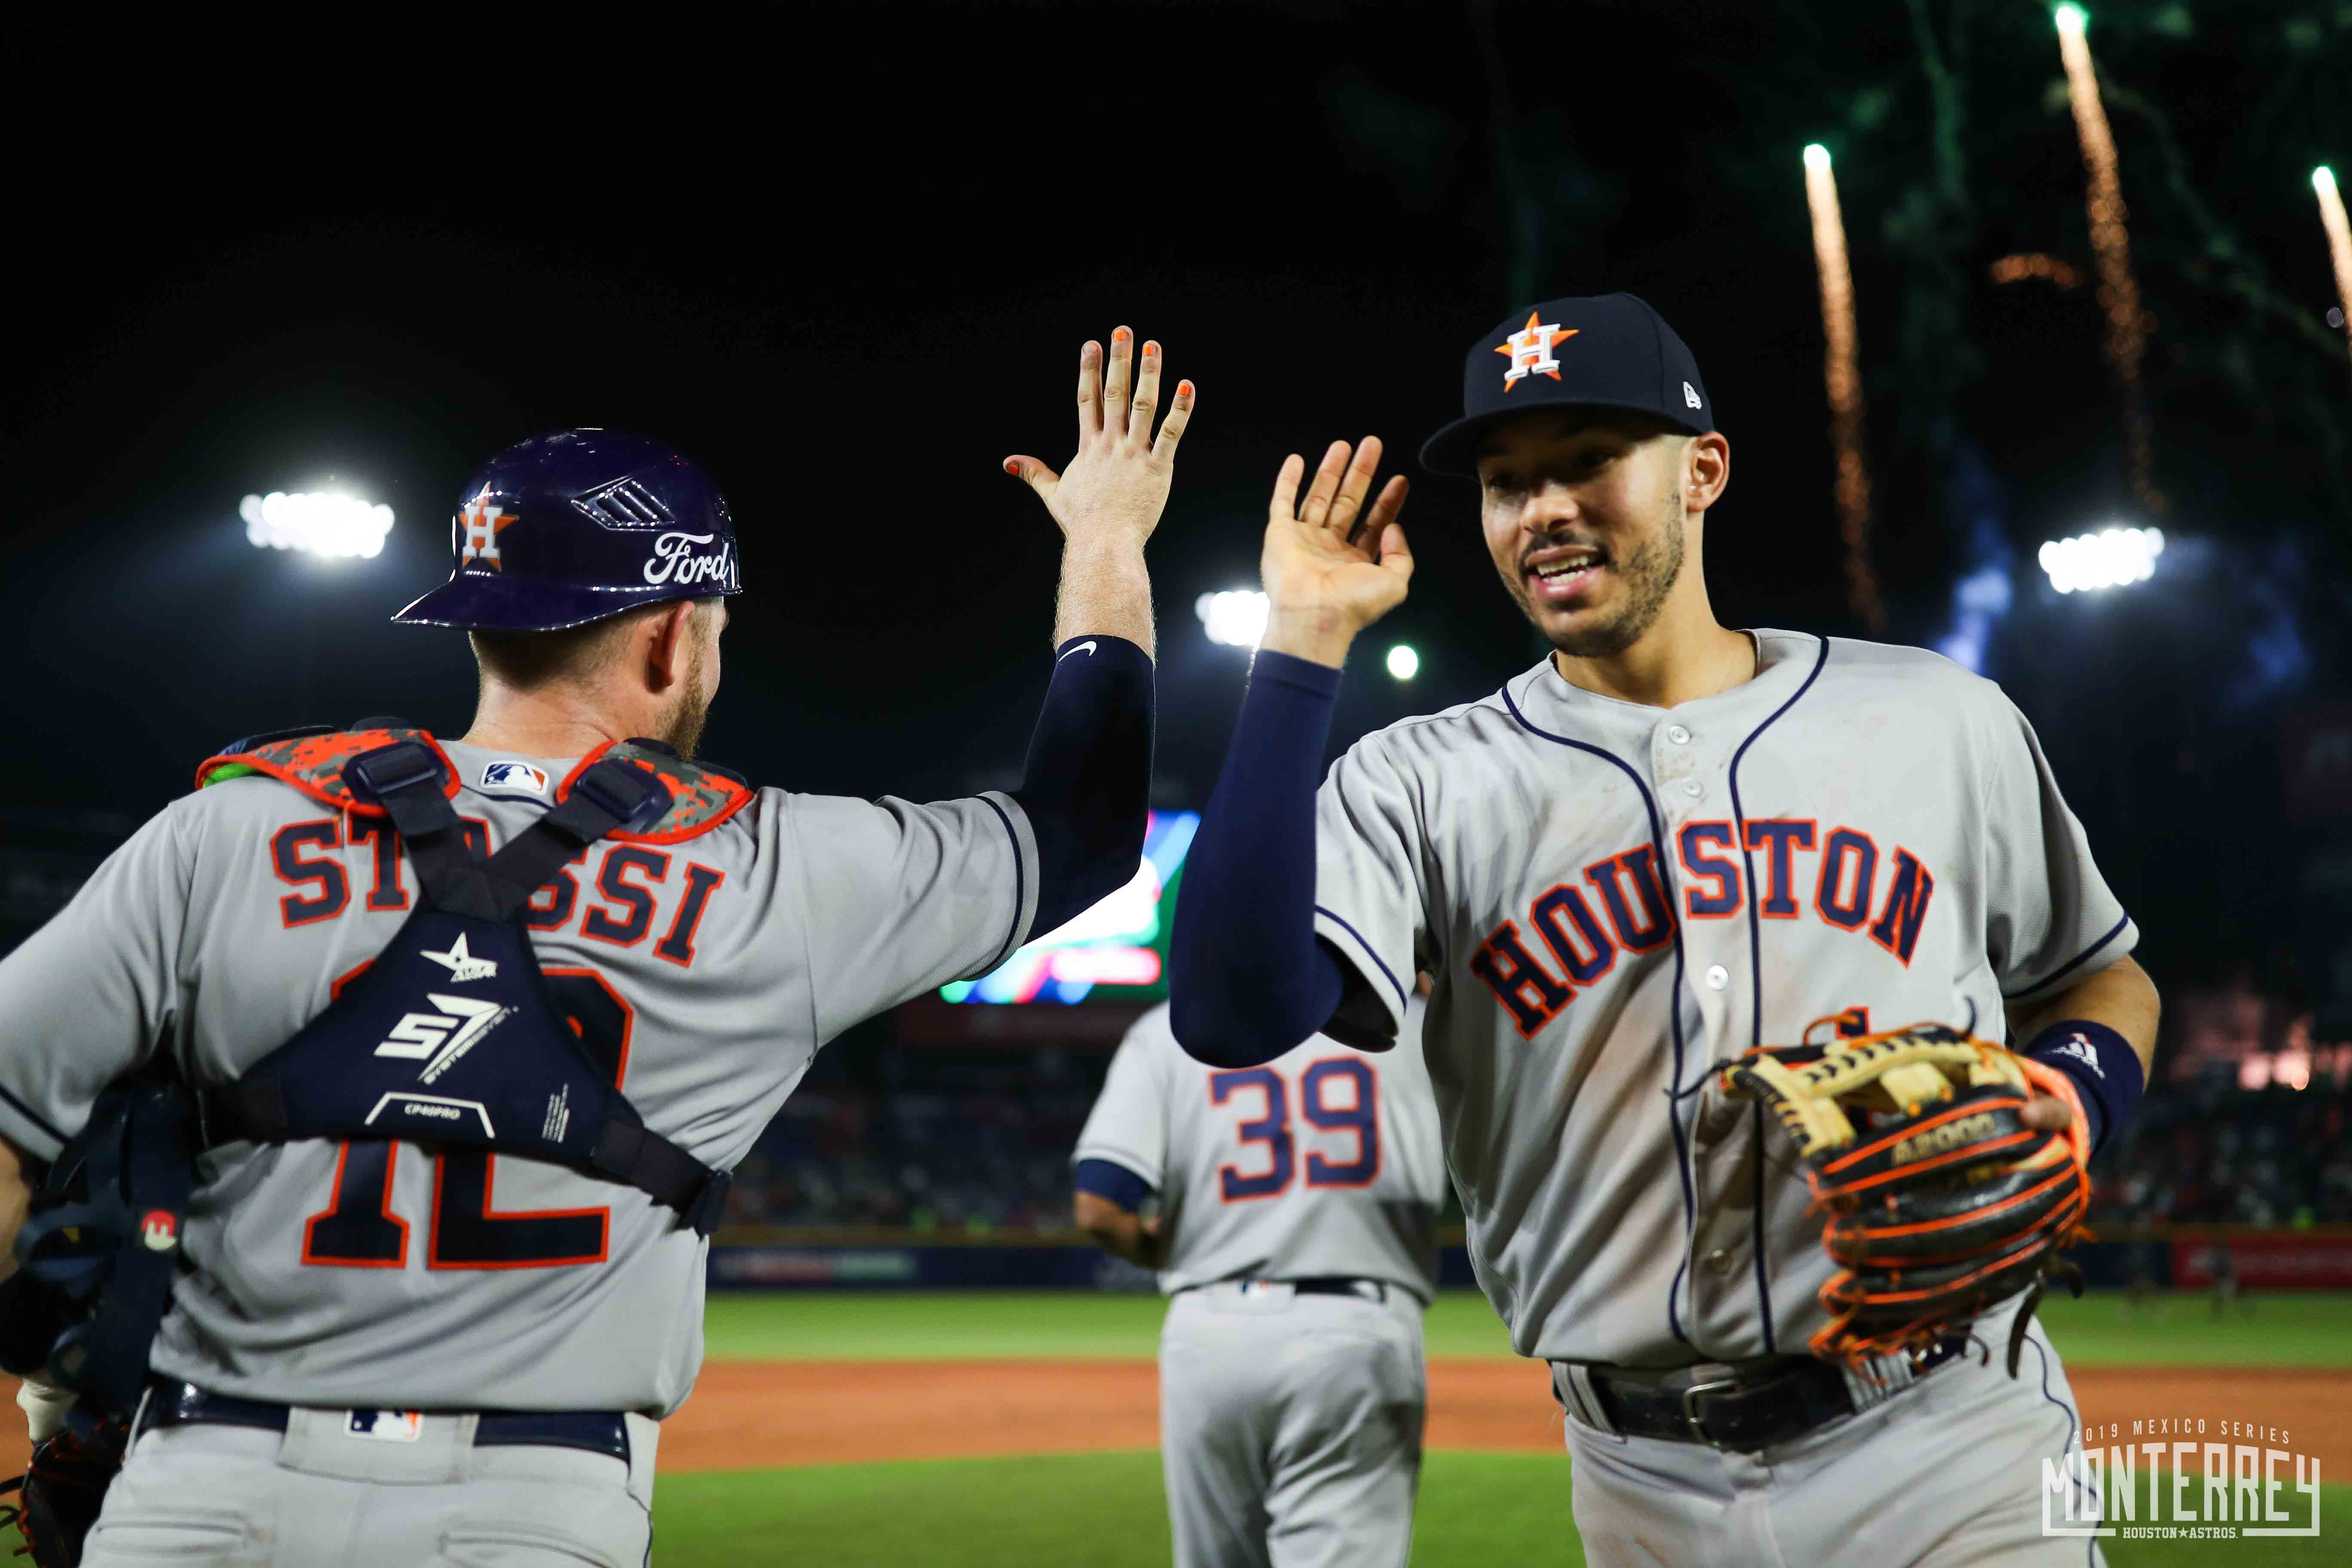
left=665, top=1289, right=2352, bottom=1565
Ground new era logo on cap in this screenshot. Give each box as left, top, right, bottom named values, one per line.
left=1422, top=293, right=1715, bottom=475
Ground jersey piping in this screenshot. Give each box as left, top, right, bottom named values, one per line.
left=979, top=796, right=1027, bottom=972
left=1723, top=631, right=1830, bottom=1353
left=2001, top=911, right=2132, bottom=1001
left=1500, top=677, right=1700, bottom=1352
left=1315, top=904, right=1409, bottom=1011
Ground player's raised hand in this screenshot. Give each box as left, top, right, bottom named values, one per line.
left=1004, top=328, right=1194, bottom=551
left=1259, top=438, right=1412, bottom=669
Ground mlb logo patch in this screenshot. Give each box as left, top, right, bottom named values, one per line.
left=346, top=1409, right=425, bottom=1443
left=481, top=760, right=548, bottom=794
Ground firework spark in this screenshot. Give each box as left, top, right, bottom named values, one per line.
left=1802, top=143, right=1886, bottom=633
left=2055, top=4, right=2162, bottom=513
left=2318, top=167, right=2352, bottom=360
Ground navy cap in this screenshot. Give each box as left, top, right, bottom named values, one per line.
left=392, top=429, right=744, bottom=632
left=1419, top=294, right=1713, bottom=475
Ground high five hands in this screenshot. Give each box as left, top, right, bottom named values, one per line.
left=1005, top=328, right=1194, bottom=554
left=1259, top=439, right=1412, bottom=669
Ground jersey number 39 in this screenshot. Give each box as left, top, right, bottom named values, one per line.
left=1208, top=1059, right=1380, bottom=1202
left=303, top=968, right=631, bottom=1271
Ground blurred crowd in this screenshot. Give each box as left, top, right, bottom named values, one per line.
left=2088, top=1082, right=2352, bottom=1227
left=716, top=1057, right=2352, bottom=1236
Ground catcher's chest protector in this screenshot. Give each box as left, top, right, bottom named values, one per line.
left=193, top=731, right=735, bottom=1237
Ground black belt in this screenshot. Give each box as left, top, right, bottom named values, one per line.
left=1284, top=1276, right=1387, bottom=1302
left=1577, top=1338, right=1965, bottom=1453
left=138, top=1381, right=631, bottom=1464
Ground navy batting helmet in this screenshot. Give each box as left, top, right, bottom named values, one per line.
left=392, top=429, right=744, bottom=632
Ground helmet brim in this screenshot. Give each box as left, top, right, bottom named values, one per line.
left=390, top=572, right=739, bottom=632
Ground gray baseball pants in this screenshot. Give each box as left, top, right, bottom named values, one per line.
left=1158, top=1281, right=1426, bottom=1568
left=82, top=1407, right=658, bottom=1567
left=1555, top=1299, right=2106, bottom=1568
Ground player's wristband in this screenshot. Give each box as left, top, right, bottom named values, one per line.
left=2024, top=1020, right=2144, bottom=1159
left=1073, top=1158, right=1154, bottom=1214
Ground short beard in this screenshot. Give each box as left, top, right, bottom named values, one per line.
left=655, top=661, right=711, bottom=760
left=1538, top=502, right=1685, bottom=659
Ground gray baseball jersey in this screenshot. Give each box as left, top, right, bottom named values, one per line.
left=1075, top=1000, right=1445, bottom=1301
left=1310, top=631, right=2134, bottom=1368
left=0, top=738, right=1040, bottom=1415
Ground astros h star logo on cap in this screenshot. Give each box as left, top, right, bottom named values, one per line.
left=1496, top=312, right=1579, bottom=390
left=457, top=486, right=522, bottom=571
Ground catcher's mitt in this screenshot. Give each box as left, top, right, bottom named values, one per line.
left=0, top=1416, right=129, bottom=1568
left=1721, top=1022, right=2092, bottom=1376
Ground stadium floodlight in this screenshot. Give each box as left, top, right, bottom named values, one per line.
left=2037, top=525, right=2163, bottom=594
left=1195, top=588, right=1270, bottom=649
left=1386, top=644, right=1420, bottom=680
left=2319, top=166, right=2339, bottom=197
left=241, top=491, right=395, bottom=559
left=1802, top=143, right=1831, bottom=174
left=2053, top=3, right=2086, bottom=35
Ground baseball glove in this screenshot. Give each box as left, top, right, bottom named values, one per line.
left=0, top=1416, right=129, bottom=1568
left=1721, top=1022, right=2092, bottom=1376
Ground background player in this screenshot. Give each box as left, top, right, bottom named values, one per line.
left=0, top=325, right=1187, bottom=1565
left=1167, top=294, right=2160, bottom=1564
left=1072, top=991, right=1444, bottom=1568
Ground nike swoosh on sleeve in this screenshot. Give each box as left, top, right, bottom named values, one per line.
left=1060, top=640, right=1098, bottom=659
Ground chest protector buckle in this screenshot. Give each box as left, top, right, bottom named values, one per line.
left=193, top=740, right=733, bottom=1237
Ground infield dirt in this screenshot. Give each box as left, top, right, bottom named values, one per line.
left=654, top=1360, right=2352, bottom=1475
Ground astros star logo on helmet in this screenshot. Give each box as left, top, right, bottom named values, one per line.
left=1496, top=312, right=1578, bottom=390
left=457, top=486, right=522, bottom=570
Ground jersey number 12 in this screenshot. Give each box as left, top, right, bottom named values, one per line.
left=302, top=968, right=632, bottom=1270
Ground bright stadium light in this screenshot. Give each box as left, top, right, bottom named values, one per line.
left=1386, top=644, right=1420, bottom=680
left=2319, top=166, right=2339, bottom=197
left=241, top=491, right=395, bottom=559
left=1195, top=589, right=1270, bottom=649
left=1802, top=143, right=1831, bottom=174
left=2037, top=525, right=2163, bottom=594
left=2053, top=3, right=2087, bottom=35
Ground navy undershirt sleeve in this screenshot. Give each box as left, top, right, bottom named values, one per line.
left=1072, top=1158, right=1154, bottom=1214
left=1011, top=635, right=1155, bottom=938
left=1168, top=650, right=1348, bottom=1067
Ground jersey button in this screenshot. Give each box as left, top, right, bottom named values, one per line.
left=1680, top=779, right=1704, bottom=799
left=1706, top=1248, right=1734, bottom=1275
left=1667, top=724, right=1692, bottom=745
left=1704, top=964, right=1729, bottom=990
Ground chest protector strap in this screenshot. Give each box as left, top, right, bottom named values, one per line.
left=193, top=741, right=732, bottom=1236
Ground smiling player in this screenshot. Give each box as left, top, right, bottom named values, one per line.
left=1168, top=293, right=2157, bottom=1565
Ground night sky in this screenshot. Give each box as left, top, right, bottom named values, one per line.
left=5, top=3, right=2347, bottom=1008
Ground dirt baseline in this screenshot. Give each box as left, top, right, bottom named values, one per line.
left=656, top=1361, right=2352, bottom=1476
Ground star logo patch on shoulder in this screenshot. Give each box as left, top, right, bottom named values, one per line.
left=1496, top=312, right=1578, bottom=389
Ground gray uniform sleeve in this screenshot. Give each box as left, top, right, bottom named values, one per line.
left=0, top=805, right=190, bottom=1159
left=1980, top=695, right=2137, bottom=1003
left=1311, top=741, right=1427, bottom=1047
left=787, top=789, right=1041, bottom=1041
left=1072, top=1009, right=1171, bottom=1189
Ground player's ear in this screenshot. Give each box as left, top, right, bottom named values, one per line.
left=644, top=601, right=700, bottom=692
left=1685, top=432, right=1730, bottom=515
